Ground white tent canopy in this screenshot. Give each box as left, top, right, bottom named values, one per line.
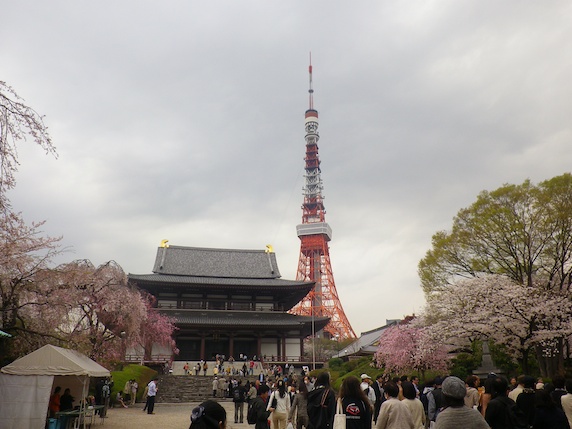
left=0, top=344, right=110, bottom=429
left=1, top=344, right=110, bottom=376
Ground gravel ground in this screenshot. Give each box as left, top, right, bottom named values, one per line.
left=99, top=400, right=250, bottom=429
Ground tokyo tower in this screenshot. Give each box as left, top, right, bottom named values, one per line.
left=290, top=60, right=356, bottom=339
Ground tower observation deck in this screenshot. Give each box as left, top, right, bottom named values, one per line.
left=290, top=61, right=356, bottom=340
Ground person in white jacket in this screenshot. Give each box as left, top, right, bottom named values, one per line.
left=267, top=379, right=291, bottom=429
left=360, top=374, right=377, bottom=407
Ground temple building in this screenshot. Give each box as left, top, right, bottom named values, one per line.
left=128, top=244, right=329, bottom=362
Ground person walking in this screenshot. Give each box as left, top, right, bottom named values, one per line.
left=464, top=375, right=480, bottom=410
left=146, top=378, right=159, bottom=414
left=233, top=380, right=247, bottom=423
left=339, top=376, right=372, bottom=429
left=289, top=379, right=310, bottom=429
left=533, top=389, right=570, bottom=429
left=360, top=374, right=377, bottom=408
left=434, top=376, right=488, bottom=429
left=267, top=379, right=291, bottom=429
left=401, top=382, right=425, bottom=429
left=307, top=372, right=336, bottom=429
left=375, top=381, right=414, bottom=429
left=372, top=375, right=385, bottom=424
left=141, top=382, right=149, bottom=412
left=485, top=376, right=526, bottom=429
left=212, top=377, right=218, bottom=397
left=251, top=384, right=272, bottom=429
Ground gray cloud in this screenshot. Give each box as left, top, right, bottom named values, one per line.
left=3, top=0, right=572, bottom=335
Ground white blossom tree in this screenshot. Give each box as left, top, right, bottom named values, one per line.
left=419, top=174, right=572, bottom=376
left=426, top=274, right=572, bottom=376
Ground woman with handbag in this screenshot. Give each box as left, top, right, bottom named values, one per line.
left=339, top=376, right=372, bottom=429
left=268, top=379, right=291, bottom=429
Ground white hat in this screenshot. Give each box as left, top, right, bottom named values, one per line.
left=361, top=374, right=372, bottom=380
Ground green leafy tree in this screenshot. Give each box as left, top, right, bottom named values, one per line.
left=420, top=174, right=572, bottom=295
left=419, top=174, right=572, bottom=377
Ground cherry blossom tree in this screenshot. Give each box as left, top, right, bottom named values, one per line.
left=426, top=274, right=572, bottom=377
left=53, top=260, right=177, bottom=364
left=375, top=320, right=449, bottom=378
left=0, top=81, right=56, bottom=212
left=0, top=83, right=176, bottom=365
left=137, top=291, right=178, bottom=361
left=0, top=213, right=62, bottom=358
left=418, top=174, right=572, bottom=376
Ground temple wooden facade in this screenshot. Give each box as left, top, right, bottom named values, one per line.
left=128, top=244, right=329, bottom=362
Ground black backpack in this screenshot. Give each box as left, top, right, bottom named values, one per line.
left=233, top=387, right=242, bottom=401
left=247, top=397, right=260, bottom=424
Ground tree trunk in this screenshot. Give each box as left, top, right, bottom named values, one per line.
left=535, top=340, right=564, bottom=378
left=520, top=348, right=529, bottom=375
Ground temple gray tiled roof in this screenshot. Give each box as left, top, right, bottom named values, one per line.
left=152, top=245, right=281, bottom=279
left=128, top=273, right=309, bottom=288
left=160, top=309, right=330, bottom=329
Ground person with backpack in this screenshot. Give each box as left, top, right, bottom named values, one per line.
left=428, top=377, right=445, bottom=425
left=233, top=380, right=247, bottom=423
left=307, top=372, right=337, bottom=429
left=249, top=384, right=272, bottom=429
left=419, top=379, right=434, bottom=423
left=485, top=376, right=527, bottom=429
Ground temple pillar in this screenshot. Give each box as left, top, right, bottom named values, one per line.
left=229, top=335, right=235, bottom=358
left=257, top=336, right=262, bottom=358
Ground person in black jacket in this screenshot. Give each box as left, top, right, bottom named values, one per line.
left=533, top=389, right=570, bottom=429
left=307, top=372, right=336, bottom=429
left=516, top=375, right=536, bottom=427
left=233, top=380, right=247, bottom=423
left=190, top=400, right=227, bottom=429
left=372, top=375, right=385, bottom=424
left=339, top=376, right=372, bottom=429
left=251, top=384, right=271, bottom=429
left=485, top=376, right=527, bottom=429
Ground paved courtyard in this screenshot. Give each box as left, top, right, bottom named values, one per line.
left=100, top=400, right=250, bottom=429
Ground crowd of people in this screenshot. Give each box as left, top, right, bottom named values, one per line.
left=46, top=363, right=572, bottom=429
left=183, top=355, right=297, bottom=378
left=196, top=371, right=572, bottom=429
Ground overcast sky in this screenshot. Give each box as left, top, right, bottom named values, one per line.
left=2, top=1, right=572, bottom=337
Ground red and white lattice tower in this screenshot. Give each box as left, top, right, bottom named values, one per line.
left=290, top=59, right=356, bottom=339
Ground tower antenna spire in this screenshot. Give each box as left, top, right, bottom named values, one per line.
left=291, top=60, right=356, bottom=340
left=308, top=52, right=314, bottom=110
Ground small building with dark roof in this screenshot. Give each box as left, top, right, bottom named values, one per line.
left=128, top=244, right=329, bottom=362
